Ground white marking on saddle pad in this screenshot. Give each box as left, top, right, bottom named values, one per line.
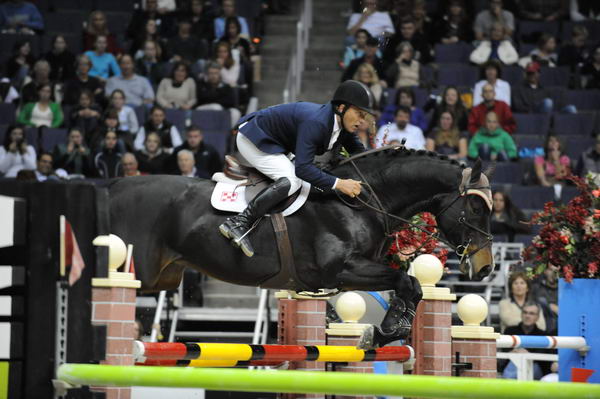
left=210, top=179, right=311, bottom=216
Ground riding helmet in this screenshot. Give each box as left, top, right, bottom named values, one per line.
left=332, top=80, right=376, bottom=115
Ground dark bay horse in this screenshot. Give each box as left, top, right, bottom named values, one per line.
left=108, top=148, right=494, bottom=346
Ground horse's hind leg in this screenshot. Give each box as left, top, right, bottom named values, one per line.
left=337, top=257, right=422, bottom=348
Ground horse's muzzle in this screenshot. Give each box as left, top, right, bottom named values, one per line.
left=460, top=245, right=494, bottom=281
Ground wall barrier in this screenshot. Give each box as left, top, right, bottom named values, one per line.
left=56, top=363, right=600, bottom=399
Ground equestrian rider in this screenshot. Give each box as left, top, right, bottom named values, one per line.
left=219, top=80, right=376, bottom=257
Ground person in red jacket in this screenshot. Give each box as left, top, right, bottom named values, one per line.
left=468, top=83, right=516, bottom=135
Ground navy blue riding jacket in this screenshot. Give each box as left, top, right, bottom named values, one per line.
left=237, top=102, right=365, bottom=190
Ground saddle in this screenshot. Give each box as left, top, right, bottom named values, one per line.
left=213, top=154, right=312, bottom=291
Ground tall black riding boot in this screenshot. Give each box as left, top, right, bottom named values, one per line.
left=218, top=177, right=292, bottom=257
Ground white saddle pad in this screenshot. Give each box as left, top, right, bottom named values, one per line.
left=210, top=172, right=311, bottom=216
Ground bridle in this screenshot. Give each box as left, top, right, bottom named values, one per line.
left=336, top=157, right=493, bottom=269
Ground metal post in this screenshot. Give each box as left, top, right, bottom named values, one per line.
left=54, top=282, right=68, bottom=399
left=252, top=289, right=268, bottom=344
left=150, top=290, right=166, bottom=342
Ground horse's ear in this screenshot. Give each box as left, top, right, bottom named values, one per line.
left=483, top=161, right=496, bottom=180
left=470, top=158, right=482, bottom=185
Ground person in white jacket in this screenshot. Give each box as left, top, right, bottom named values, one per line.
left=470, top=23, right=518, bottom=66
left=0, top=124, right=36, bottom=177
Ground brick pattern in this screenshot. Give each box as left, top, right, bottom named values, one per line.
left=451, top=339, right=497, bottom=378
left=278, top=298, right=327, bottom=399
left=91, top=286, right=137, bottom=399
left=327, top=335, right=374, bottom=399
left=411, top=299, right=452, bottom=376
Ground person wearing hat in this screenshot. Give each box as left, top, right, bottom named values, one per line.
left=219, top=80, right=374, bottom=257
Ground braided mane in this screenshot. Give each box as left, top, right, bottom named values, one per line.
left=338, top=145, right=466, bottom=169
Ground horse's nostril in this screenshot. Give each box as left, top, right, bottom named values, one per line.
left=475, top=265, right=492, bottom=281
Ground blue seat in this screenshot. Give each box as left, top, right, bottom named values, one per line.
left=0, top=103, right=16, bottom=125
left=133, top=105, right=147, bottom=127
left=518, top=43, right=536, bottom=57
left=560, top=186, right=580, bottom=205
left=491, top=163, right=523, bottom=184
left=566, top=136, right=594, bottom=160
left=0, top=125, right=7, bottom=144
left=514, top=134, right=543, bottom=149
left=105, top=12, right=132, bottom=36
left=564, top=90, right=600, bottom=111
left=202, top=131, right=229, bottom=159
left=540, top=67, right=570, bottom=88
left=44, top=11, right=84, bottom=34
left=502, top=65, right=524, bottom=86
left=0, top=33, right=41, bottom=58
left=41, top=128, right=68, bottom=152
left=513, top=113, right=551, bottom=135
left=437, top=64, right=478, bottom=87
left=514, top=234, right=535, bottom=247
left=164, top=109, right=187, bottom=136
left=509, top=185, right=555, bottom=209
left=518, top=21, right=559, bottom=43
left=24, top=127, right=39, bottom=151
left=553, top=113, right=595, bottom=136
left=191, top=110, right=231, bottom=133
left=434, top=42, right=473, bottom=63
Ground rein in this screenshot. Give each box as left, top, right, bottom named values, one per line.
left=336, top=158, right=493, bottom=264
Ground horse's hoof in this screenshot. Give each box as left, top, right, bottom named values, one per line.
left=357, top=325, right=375, bottom=350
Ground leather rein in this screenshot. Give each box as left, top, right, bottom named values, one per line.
left=335, top=158, right=493, bottom=264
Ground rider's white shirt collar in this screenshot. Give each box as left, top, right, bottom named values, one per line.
left=328, top=114, right=342, bottom=150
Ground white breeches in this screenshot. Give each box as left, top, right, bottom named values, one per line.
left=236, top=132, right=302, bottom=196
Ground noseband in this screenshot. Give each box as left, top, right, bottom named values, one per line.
left=336, top=157, right=493, bottom=264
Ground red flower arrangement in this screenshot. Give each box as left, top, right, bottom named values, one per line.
left=523, top=175, right=600, bottom=282
left=386, top=212, right=449, bottom=270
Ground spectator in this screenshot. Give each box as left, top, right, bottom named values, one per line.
left=343, top=29, right=381, bottom=69
left=353, top=63, right=383, bottom=109
left=342, top=37, right=386, bottom=83
left=432, top=0, right=473, bottom=44
left=196, top=62, right=240, bottom=128
left=169, top=126, right=222, bottom=177
left=17, top=83, right=63, bottom=128
left=127, top=0, right=174, bottom=41
left=534, top=135, right=571, bottom=187
left=69, top=89, right=102, bottom=135
left=468, top=111, right=516, bottom=161
left=374, top=105, right=426, bottom=149
left=223, top=17, right=253, bottom=62
left=34, top=152, right=59, bottom=181
left=468, top=83, right=516, bottom=135
left=83, top=10, right=120, bottom=54
left=531, top=264, right=559, bottom=335
left=426, top=85, right=469, bottom=133
left=581, top=46, right=600, bottom=89
left=425, top=110, right=468, bottom=160
left=356, top=118, right=374, bottom=148
left=512, top=62, right=576, bottom=113
left=63, top=54, right=104, bottom=106
left=168, top=19, right=209, bottom=67
left=499, top=271, right=546, bottom=332
left=385, top=41, right=420, bottom=89
left=470, top=22, right=518, bottom=65
left=5, top=39, right=35, bottom=87
left=378, top=87, right=427, bottom=131
left=122, top=152, right=143, bottom=177
left=91, top=108, right=132, bottom=152
left=213, top=41, right=241, bottom=88
left=157, top=62, right=197, bottom=110
left=411, top=0, right=432, bottom=41
left=135, top=131, right=169, bottom=174
left=474, top=0, right=515, bottom=40
left=501, top=302, right=548, bottom=380
left=0, top=0, right=43, bottom=34
left=519, top=0, right=568, bottom=21
left=85, top=35, right=121, bottom=81
left=346, top=0, right=394, bottom=42
left=189, top=0, right=214, bottom=41
left=94, top=130, right=123, bottom=178
left=43, top=35, right=76, bottom=83
left=134, top=105, right=182, bottom=151
left=214, top=0, right=250, bottom=40
left=473, top=60, right=511, bottom=106
left=0, top=77, right=19, bottom=104
left=490, top=190, right=530, bottom=242
left=383, top=17, right=432, bottom=66
left=20, top=59, right=55, bottom=105
left=53, top=127, right=93, bottom=176
left=557, top=25, right=589, bottom=70
left=570, top=0, right=600, bottom=21
left=105, top=55, right=155, bottom=107
left=519, top=34, right=558, bottom=68
left=130, top=18, right=163, bottom=57
left=134, top=40, right=164, bottom=87
left=109, top=89, right=139, bottom=134
left=0, top=124, right=36, bottom=177
left=576, top=134, right=600, bottom=177
left=177, top=149, right=201, bottom=177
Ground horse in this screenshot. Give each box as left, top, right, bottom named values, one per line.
left=108, top=147, right=494, bottom=347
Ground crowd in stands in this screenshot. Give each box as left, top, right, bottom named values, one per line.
left=0, top=0, right=266, bottom=180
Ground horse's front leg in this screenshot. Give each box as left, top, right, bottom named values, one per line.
left=337, top=257, right=422, bottom=348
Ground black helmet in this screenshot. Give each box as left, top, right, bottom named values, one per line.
left=332, top=80, right=375, bottom=115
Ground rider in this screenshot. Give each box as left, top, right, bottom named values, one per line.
left=219, top=80, right=376, bottom=257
